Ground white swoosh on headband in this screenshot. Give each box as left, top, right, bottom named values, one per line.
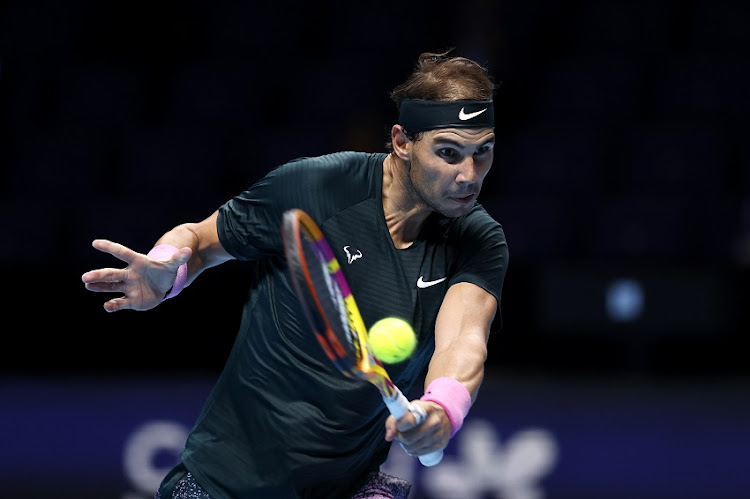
left=458, top=107, right=488, bottom=121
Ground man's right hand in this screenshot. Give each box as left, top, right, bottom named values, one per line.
left=81, top=239, right=192, bottom=312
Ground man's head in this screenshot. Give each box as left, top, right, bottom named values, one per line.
left=387, top=50, right=498, bottom=149
left=387, top=51, right=498, bottom=218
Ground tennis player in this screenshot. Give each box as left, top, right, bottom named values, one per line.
left=82, top=50, right=508, bottom=499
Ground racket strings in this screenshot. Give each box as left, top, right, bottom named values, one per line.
left=299, top=236, right=360, bottom=368
left=284, top=209, right=393, bottom=386
left=301, top=230, right=382, bottom=380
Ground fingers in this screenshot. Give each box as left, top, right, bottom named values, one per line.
left=395, top=402, right=428, bottom=432
left=83, top=280, right=124, bottom=292
left=408, top=404, right=427, bottom=426
left=82, top=240, right=142, bottom=285
left=81, top=278, right=133, bottom=312
left=384, top=402, right=424, bottom=441
left=81, top=278, right=134, bottom=312
left=91, top=239, right=139, bottom=264
left=81, top=267, right=125, bottom=285
left=384, top=418, right=398, bottom=442
left=387, top=401, right=450, bottom=457
left=82, top=238, right=180, bottom=312
left=103, top=297, right=131, bottom=313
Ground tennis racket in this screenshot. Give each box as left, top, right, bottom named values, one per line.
left=281, top=208, right=443, bottom=467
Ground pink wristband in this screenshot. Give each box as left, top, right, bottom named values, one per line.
left=147, top=244, right=188, bottom=301
left=420, top=377, right=472, bottom=438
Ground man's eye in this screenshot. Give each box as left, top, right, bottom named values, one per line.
left=439, top=148, right=457, bottom=158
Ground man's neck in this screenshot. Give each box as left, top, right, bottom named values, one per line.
left=382, top=154, right=431, bottom=249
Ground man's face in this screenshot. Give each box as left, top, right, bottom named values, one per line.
left=408, top=127, right=495, bottom=218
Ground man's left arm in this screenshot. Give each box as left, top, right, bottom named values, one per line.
left=385, top=281, right=497, bottom=456
left=428, top=281, right=497, bottom=401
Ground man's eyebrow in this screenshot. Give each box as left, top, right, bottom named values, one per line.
left=433, top=137, right=496, bottom=148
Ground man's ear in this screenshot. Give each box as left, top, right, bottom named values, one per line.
left=390, top=124, right=411, bottom=161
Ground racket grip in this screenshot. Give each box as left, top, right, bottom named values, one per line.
left=383, top=388, right=444, bottom=467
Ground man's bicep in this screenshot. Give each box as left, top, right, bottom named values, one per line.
left=434, top=282, right=497, bottom=352
left=193, top=210, right=235, bottom=266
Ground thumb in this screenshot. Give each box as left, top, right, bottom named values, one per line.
left=172, top=247, right=193, bottom=267
left=394, top=405, right=423, bottom=433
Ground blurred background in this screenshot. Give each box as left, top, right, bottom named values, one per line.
left=1, top=0, right=749, bottom=497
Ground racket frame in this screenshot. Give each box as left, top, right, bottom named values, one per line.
left=282, top=208, right=443, bottom=466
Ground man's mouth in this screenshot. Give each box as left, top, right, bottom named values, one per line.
left=450, top=193, right=476, bottom=203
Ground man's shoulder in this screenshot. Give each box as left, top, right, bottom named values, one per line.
left=437, top=204, right=505, bottom=239
left=281, top=151, right=385, bottom=172
left=267, top=151, right=385, bottom=199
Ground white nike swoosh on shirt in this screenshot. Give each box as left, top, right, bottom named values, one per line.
left=416, top=276, right=447, bottom=288
left=458, top=107, right=488, bottom=121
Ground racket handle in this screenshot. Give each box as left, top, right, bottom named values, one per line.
left=383, top=388, right=444, bottom=467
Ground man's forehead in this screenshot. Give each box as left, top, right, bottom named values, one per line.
left=428, top=128, right=496, bottom=143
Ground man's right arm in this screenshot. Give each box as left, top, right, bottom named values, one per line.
left=153, top=210, right=234, bottom=287
left=82, top=210, right=235, bottom=312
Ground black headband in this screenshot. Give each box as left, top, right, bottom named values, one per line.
left=398, top=99, right=494, bottom=133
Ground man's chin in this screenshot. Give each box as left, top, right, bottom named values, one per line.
left=438, top=204, right=474, bottom=218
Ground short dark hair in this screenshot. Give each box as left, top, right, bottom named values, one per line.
left=386, top=50, right=498, bottom=150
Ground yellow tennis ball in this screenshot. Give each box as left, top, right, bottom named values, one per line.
left=368, top=317, right=417, bottom=364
